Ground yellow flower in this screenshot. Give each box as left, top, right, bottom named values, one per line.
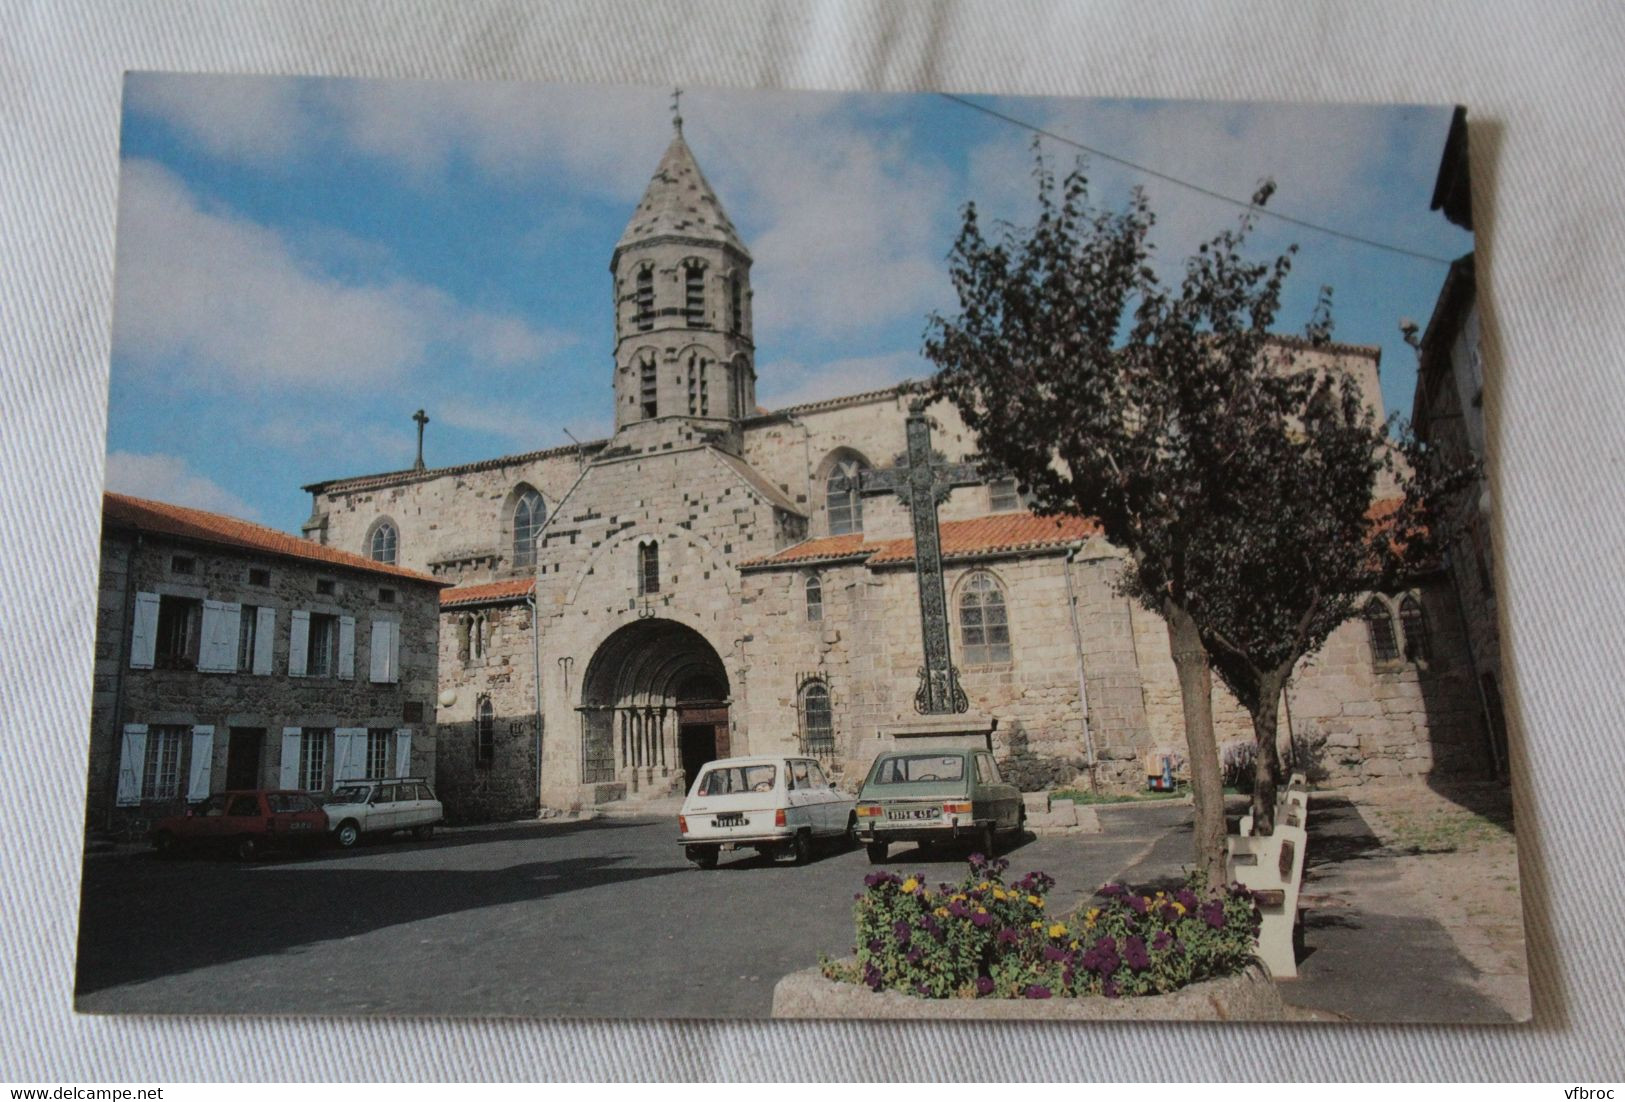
left=901, top=877, right=919, bottom=894
left=993, top=888, right=1007, bottom=901
left=935, top=907, right=949, bottom=918
left=1048, top=923, right=1068, bottom=939
left=1086, top=908, right=1101, bottom=924
left=1172, top=902, right=1186, bottom=916
left=978, top=881, right=991, bottom=892
left=1028, top=895, right=1044, bottom=908
left=1030, top=920, right=1043, bottom=929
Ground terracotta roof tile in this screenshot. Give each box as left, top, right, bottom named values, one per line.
left=440, top=578, right=536, bottom=608
left=742, top=512, right=1099, bottom=569
left=102, top=492, right=446, bottom=585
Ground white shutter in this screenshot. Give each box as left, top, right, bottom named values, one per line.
left=387, top=620, right=400, bottom=683
left=187, top=726, right=215, bottom=800
left=333, top=727, right=366, bottom=782
left=338, top=615, right=356, bottom=680
left=279, top=727, right=302, bottom=788
left=394, top=728, right=412, bottom=778
left=198, top=601, right=240, bottom=672
left=130, top=592, right=160, bottom=669
left=252, top=606, right=276, bottom=675
left=288, top=610, right=310, bottom=678
left=369, top=620, right=397, bottom=683
left=116, top=724, right=148, bottom=805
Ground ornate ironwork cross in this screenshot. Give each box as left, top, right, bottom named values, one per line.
left=835, top=399, right=982, bottom=714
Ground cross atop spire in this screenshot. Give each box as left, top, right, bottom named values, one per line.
left=671, top=87, right=683, bottom=136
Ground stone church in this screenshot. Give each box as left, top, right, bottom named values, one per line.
left=299, top=121, right=1496, bottom=821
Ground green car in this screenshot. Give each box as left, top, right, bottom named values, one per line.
left=854, top=746, right=1025, bottom=864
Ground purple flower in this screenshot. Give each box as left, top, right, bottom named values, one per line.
left=971, top=910, right=993, bottom=928
left=1126, top=893, right=1149, bottom=916
left=968, top=852, right=989, bottom=871
left=915, top=982, right=931, bottom=996
left=862, top=962, right=883, bottom=991
left=975, top=976, right=995, bottom=996
left=947, top=899, right=970, bottom=919
left=1160, top=904, right=1183, bottom=923
left=1175, top=888, right=1199, bottom=910
left=1100, top=882, right=1126, bottom=899
left=1152, top=930, right=1173, bottom=951
left=1103, top=979, right=1120, bottom=999
left=1200, top=900, right=1227, bottom=930
left=1024, top=984, right=1052, bottom=1000
left=892, top=919, right=912, bottom=945
left=867, top=938, right=885, bottom=954
left=906, top=949, right=923, bottom=965
left=996, top=927, right=1021, bottom=945
left=1123, top=935, right=1151, bottom=971
left=1042, top=945, right=1069, bottom=963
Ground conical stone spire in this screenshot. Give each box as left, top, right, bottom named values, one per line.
left=614, top=133, right=749, bottom=260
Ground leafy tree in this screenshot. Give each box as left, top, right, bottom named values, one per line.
left=925, top=163, right=1448, bottom=881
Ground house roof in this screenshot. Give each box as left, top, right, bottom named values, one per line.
left=102, top=492, right=446, bottom=585
left=440, top=577, right=536, bottom=608
left=712, top=450, right=806, bottom=516
left=742, top=511, right=1101, bottom=570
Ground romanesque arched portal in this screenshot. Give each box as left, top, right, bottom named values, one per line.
left=578, top=619, right=730, bottom=795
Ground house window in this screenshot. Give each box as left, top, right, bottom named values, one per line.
left=513, top=488, right=545, bottom=567
left=799, top=681, right=834, bottom=758
left=1398, top=595, right=1431, bottom=662
left=638, top=541, right=660, bottom=596
left=316, top=578, right=336, bottom=596
left=805, top=574, right=823, bottom=622
left=300, top=729, right=330, bottom=791
left=684, top=262, right=705, bottom=327
left=379, top=587, right=396, bottom=604
left=306, top=613, right=338, bottom=677
left=369, top=521, right=398, bottom=565
left=827, top=459, right=868, bottom=536
left=236, top=605, right=259, bottom=672
left=639, top=355, right=658, bottom=419
left=143, top=725, right=185, bottom=800
left=989, top=478, right=1021, bottom=512
left=1364, top=598, right=1400, bottom=663
left=367, top=729, right=391, bottom=779
left=170, top=555, right=195, bottom=575
left=959, top=572, right=1012, bottom=665
left=154, top=595, right=201, bottom=670
left=249, top=567, right=271, bottom=587
left=460, top=612, right=487, bottom=665
left=476, top=697, right=495, bottom=767
left=634, top=266, right=654, bottom=331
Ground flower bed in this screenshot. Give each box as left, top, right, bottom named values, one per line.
left=823, top=854, right=1261, bottom=1000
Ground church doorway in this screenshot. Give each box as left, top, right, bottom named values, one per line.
left=578, top=619, right=730, bottom=796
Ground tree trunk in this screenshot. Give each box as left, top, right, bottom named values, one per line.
left=1250, top=670, right=1286, bottom=835
left=1165, top=601, right=1227, bottom=891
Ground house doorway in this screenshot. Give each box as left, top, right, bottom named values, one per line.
left=226, top=727, right=264, bottom=789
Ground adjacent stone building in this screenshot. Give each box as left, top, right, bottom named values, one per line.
left=88, top=492, right=447, bottom=835
left=298, top=120, right=1500, bottom=821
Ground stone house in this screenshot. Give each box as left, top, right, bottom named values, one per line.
left=298, top=121, right=1499, bottom=820
left=88, top=492, right=447, bottom=835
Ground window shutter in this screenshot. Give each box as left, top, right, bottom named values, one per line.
left=288, top=610, right=310, bottom=678
left=187, top=726, right=215, bottom=801
left=116, top=724, right=148, bottom=805
left=338, top=615, right=356, bottom=679
left=370, top=620, right=398, bottom=683
left=252, top=606, right=276, bottom=675
left=130, top=592, right=160, bottom=669
left=388, top=620, right=400, bottom=683
left=279, top=727, right=302, bottom=788
left=394, top=728, right=412, bottom=778
left=198, top=601, right=240, bottom=673
left=333, top=727, right=366, bottom=782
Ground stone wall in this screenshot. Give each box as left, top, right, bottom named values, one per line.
left=435, top=601, right=542, bottom=822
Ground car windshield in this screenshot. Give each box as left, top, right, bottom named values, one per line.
left=330, top=785, right=371, bottom=804
left=869, top=754, right=966, bottom=784
left=697, top=764, right=777, bottom=795
left=267, top=793, right=315, bottom=813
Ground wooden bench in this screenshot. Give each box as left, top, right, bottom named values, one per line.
left=1227, top=771, right=1310, bottom=978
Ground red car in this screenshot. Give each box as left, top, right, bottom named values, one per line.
left=149, top=789, right=329, bottom=861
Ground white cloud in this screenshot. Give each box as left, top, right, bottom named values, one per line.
left=105, top=451, right=261, bottom=520
left=111, top=159, right=561, bottom=389
left=125, top=73, right=309, bottom=165
left=757, top=350, right=924, bottom=410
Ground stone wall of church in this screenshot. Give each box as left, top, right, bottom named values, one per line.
left=435, top=601, right=542, bottom=823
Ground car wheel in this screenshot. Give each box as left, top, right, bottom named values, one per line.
left=689, top=846, right=719, bottom=870
left=412, top=824, right=435, bottom=842
left=843, top=813, right=857, bottom=850
left=1015, top=806, right=1028, bottom=840
left=151, top=831, right=177, bottom=857
left=866, top=840, right=889, bottom=864
left=977, top=822, right=997, bottom=859
left=235, top=835, right=260, bottom=862
left=335, top=821, right=360, bottom=849
left=792, top=830, right=813, bottom=866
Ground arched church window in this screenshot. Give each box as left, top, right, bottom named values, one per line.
left=687, top=353, right=710, bottom=416
left=731, top=356, right=750, bottom=419
left=1364, top=598, right=1399, bottom=663
left=729, top=271, right=743, bottom=335
left=684, top=261, right=706, bottom=327
left=959, top=572, right=1012, bottom=665
left=476, top=696, right=495, bottom=767
left=368, top=520, right=397, bottom=565
left=799, top=680, right=834, bottom=758
left=639, top=354, right=658, bottom=419
left=513, top=489, right=545, bottom=568
left=638, top=540, right=660, bottom=596
left=634, top=266, right=654, bottom=331
left=805, top=574, right=823, bottom=622
left=827, top=459, right=868, bottom=536
left=1398, top=594, right=1430, bottom=662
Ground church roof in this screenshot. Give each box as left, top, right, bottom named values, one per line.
left=741, top=511, right=1101, bottom=571
left=440, top=577, right=536, bottom=608
left=615, top=133, right=748, bottom=259
left=102, top=492, right=445, bottom=585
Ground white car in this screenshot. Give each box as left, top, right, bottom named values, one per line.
left=323, top=777, right=443, bottom=848
left=678, top=755, right=856, bottom=868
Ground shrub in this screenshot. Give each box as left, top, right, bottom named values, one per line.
left=1284, top=728, right=1331, bottom=784
left=1221, top=739, right=1257, bottom=791
left=831, top=855, right=1261, bottom=999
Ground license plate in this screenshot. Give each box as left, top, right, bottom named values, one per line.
left=288, top=822, right=311, bottom=830
left=888, top=808, right=939, bottom=820
left=713, top=813, right=745, bottom=827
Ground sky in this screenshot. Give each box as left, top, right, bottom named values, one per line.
left=106, top=75, right=1474, bottom=533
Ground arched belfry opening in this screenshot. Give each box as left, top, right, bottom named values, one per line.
left=578, top=619, right=730, bottom=796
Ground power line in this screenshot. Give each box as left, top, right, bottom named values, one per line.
left=938, top=93, right=1454, bottom=266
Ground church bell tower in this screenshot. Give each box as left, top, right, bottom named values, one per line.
left=609, top=106, right=756, bottom=446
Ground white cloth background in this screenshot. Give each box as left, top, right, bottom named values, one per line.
left=3, top=0, right=1622, bottom=1083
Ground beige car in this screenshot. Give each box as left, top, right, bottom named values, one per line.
left=322, top=777, right=443, bottom=848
